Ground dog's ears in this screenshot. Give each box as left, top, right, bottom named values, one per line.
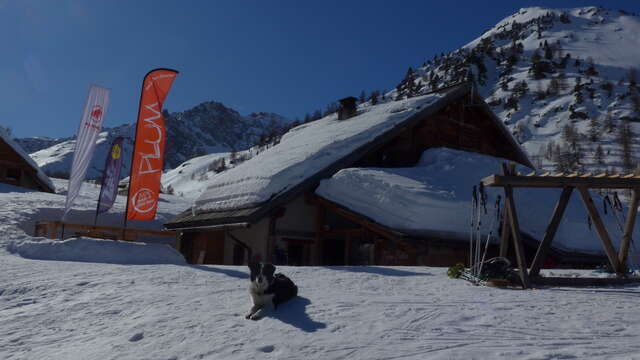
left=248, top=262, right=259, bottom=273
left=262, top=263, right=275, bottom=276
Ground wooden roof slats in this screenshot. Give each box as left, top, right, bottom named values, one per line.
left=482, top=173, right=640, bottom=189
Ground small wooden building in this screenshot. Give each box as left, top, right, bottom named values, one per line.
left=165, top=83, right=533, bottom=265
left=0, top=128, right=55, bottom=193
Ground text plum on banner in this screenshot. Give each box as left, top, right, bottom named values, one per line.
left=126, top=69, right=178, bottom=221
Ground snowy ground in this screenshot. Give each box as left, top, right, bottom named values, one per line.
left=2, top=181, right=640, bottom=359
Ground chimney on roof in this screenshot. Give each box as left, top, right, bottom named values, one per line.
left=337, top=96, right=357, bottom=120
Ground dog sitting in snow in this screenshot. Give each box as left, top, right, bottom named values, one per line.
left=246, top=262, right=298, bottom=320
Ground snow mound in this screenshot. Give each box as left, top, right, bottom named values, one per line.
left=317, top=147, right=640, bottom=257
left=8, top=237, right=186, bottom=265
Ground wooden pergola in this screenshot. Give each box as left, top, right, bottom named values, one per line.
left=482, top=163, right=640, bottom=289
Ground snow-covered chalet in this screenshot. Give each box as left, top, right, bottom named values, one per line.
left=0, top=126, right=55, bottom=193
left=165, top=83, right=534, bottom=266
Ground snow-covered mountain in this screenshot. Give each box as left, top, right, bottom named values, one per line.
left=14, top=136, right=64, bottom=153
left=22, top=101, right=289, bottom=179
left=390, top=6, right=640, bottom=173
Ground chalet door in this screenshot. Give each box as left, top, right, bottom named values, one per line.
left=232, top=244, right=245, bottom=265
left=188, top=231, right=225, bottom=264
left=322, top=238, right=345, bottom=265
left=288, top=244, right=304, bottom=266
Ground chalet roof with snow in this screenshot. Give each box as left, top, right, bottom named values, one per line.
left=0, top=127, right=55, bottom=193
left=165, top=83, right=532, bottom=230
left=315, top=147, right=636, bottom=258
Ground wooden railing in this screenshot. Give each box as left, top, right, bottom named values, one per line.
left=34, top=221, right=179, bottom=249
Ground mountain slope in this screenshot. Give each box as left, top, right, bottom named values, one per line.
left=23, top=101, right=289, bottom=180
left=390, top=6, right=640, bottom=173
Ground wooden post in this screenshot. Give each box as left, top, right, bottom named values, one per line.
left=577, top=186, right=622, bottom=274
left=499, top=163, right=513, bottom=258
left=345, top=231, right=351, bottom=266
left=529, top=187, right=573, bottom=277
left=504, top=184, right=531, bottom=289
left=314, top=201, right=325, bottom=265
left=619, top=189, right=640, bottom=270
left=499, top=204, right=511, bottom=257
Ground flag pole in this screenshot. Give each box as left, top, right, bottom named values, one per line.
left=123, top=71, right=149, bottom=240
left=93, top=193, right=101, bottom=227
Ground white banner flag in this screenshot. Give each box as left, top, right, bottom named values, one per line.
left=62, top=85, right=110, bottom=221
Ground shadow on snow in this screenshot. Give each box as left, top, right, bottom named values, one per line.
left=266, top=296, right=327, bottom=333
left=189, top=265, right=249, bottom=279
left=323, top=266, right=431, bottom=277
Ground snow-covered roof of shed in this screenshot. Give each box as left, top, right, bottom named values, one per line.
left=0, top=126, right=55, bottom=192
left=193, top=91, right=450, bottom=213
left=316, top=148, right=637, bottom=255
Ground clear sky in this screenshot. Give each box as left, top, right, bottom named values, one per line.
left=2, top=0, right=640, bottom=138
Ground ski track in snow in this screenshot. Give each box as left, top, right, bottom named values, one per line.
left=1, top=179, right=640, bottom=359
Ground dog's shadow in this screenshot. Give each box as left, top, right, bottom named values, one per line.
left=189, top=265, right=249, bottom=279
left=266, top=296, right=326, bottom=333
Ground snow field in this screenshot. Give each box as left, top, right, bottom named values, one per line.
left=1, top=177, right=640, bottom=359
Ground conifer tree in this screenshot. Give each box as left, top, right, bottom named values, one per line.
left=588, top=116, right=600, bottom=142
left=629, top=68, right=638, bottom=89
left=544, top=41, right=553, bottom=60
left=369, top=91, right=379, bottom=105
left=594, top=144, right=605, bottom=165
left=573, top=77, right=584, bottom=104
left=557, top=72, right=568, bottom=92
left=547, top=79, right=560, bottom=96
left=619, top=119, right=635, bottom=172
left=603, top=109, right=616, bottom=133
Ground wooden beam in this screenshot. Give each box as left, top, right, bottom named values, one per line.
left=529, top=187, right=573, bottom=277
left=504, top=184, right=531, bottom=289
left=483, top=174, right=640, bottom=189
left=35, top=221, right=176, bottom=239
left=498, top=163, right=514, bottom=258
left=315, top=197, right=402, bottom=242
left=577, top=187, right=622, bottom=273
left=619, top=189, right=640, bottom=269
left=314, top=201, right=325, bottom=266
left=531, top=276, right=640, bottom=287
left=499, top=203, right=510, bottom=258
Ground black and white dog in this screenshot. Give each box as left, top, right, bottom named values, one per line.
left=246, top=262, right=298, bottom=320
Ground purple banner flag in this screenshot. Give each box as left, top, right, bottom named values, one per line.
left=97, top=136, right=125, bottom=214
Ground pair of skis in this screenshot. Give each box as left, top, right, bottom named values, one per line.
left=603, top=192, right=639, bottom=271
left=469, top=183, right=502, bottom=283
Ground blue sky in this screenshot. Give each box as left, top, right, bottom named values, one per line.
left=2, top=0, right=640, bottom=138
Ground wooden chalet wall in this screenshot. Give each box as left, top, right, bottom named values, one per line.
left=0, top=139, right=49, bottom=192
left=353, top=98, right=522, bottom=169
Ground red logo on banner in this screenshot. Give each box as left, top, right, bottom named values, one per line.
left=91, top=106, right=103, bottom=122
left=126, top=69, right=178, bottom=221
left=84, top=105, right=104, bottom=130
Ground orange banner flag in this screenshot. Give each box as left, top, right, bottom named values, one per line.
left=126, top=68, right=178, bottom=220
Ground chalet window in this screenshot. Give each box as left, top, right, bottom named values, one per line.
left=282, top=238, right=313, bottom=266
left=6, top=168, right=20, bottom=180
